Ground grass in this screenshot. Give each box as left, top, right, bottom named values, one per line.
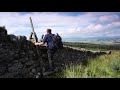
left=47, top=51, right=120, bottom=78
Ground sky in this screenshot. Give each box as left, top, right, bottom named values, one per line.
left=0, top=12, right=120, bottom=41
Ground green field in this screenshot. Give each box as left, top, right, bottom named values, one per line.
left=45, top=42, right=120, bottom=78
left=63, top=42, right=120, bottom=50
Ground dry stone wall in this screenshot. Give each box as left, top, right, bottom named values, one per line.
left=0, top=26, right=108, bottom=78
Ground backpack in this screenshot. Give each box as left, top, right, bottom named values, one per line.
left=49, top=33, right=63, bottom=50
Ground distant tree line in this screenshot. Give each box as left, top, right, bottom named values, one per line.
left=63, top=42, right=120, bottom=50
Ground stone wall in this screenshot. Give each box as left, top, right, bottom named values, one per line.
left=0, top=26, right=108, bottom=78
left=0, top=26, right=49, bottom=78
left=54, top=46, right=108, bottom=69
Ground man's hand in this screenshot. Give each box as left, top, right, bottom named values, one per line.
left=34, top=42, right=45, bottom=46
left=35, top=42, right=40, bottom=46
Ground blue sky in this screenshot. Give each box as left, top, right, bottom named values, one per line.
left=0, top=12, right=120, bottom=40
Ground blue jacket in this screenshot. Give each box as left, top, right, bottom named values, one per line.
left=43, top=34, right=56, bottom=50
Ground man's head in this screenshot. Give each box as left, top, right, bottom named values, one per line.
left=46, top=29, right=52, bottom=34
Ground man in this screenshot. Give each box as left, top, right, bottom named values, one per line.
left=35, top=29, right=57, bottom=71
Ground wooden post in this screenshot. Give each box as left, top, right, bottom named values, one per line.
left=30, top=17, right=43, bottom=78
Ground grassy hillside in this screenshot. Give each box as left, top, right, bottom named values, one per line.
left=46, top=50, right=120, bottom=78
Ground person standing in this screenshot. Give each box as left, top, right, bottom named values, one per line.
left=35, top=29, right=57, bottom=71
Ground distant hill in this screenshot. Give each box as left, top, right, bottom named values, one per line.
left=63, top=36, right=120, bottom=42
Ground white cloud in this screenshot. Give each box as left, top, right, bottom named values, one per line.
left=0, top=12, right=120, bottom=40
left=0, top=12, right=96, bottom=38
left=99, top=15, right=120, bottom=22
left=111, top=21, right=120, bottom=27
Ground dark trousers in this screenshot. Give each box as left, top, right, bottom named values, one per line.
left=47, top=49, right=56, bottom=71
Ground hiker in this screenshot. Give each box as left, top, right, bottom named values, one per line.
left=35, top=29, right=63, bottom=71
